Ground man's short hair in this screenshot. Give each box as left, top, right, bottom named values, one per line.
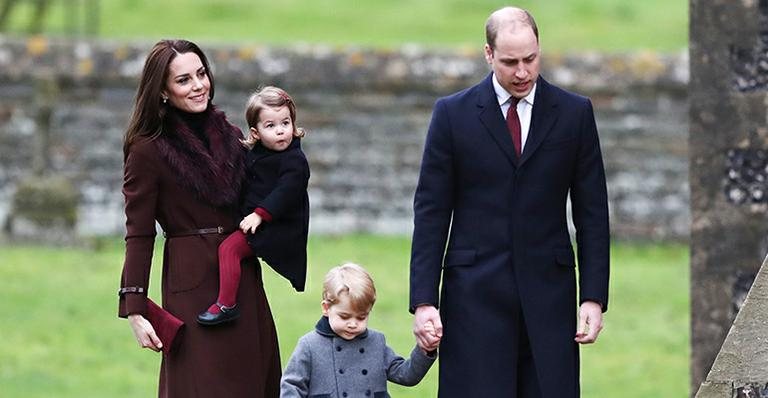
left=485, top=7, right=539, bottom=50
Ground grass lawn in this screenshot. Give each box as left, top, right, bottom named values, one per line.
left=0, top=235, right=688, bottom=397
left=1, top=1, right=687, bottom=51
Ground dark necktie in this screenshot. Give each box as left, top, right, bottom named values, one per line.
left=506, top=97, right=522, bottom=158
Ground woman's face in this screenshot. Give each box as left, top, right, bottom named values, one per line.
left=162, top=52, right=210, bottom=113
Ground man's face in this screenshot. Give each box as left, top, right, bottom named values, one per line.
left=484, top=26, right=540, bottom=99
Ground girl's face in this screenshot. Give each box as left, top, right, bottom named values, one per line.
left=251, top=105, right=294, bottom=151
left=163, top=52, right=210, bottom=114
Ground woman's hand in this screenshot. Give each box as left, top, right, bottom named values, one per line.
left=239, top=213, right=263, bottom=234
left=128, top=314, right=163, bottom=352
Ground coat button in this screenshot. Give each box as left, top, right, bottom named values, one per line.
left=362, top=369, right=368, bottom=375
left=339, top=369, right=344, bottom=374
left=336, top=346, right=342, bottom=351
left=366, top=390, right=371, bottom=396
left=359, top=348, right=365, bottom=353
left=342, top=393, right=348, bottom=397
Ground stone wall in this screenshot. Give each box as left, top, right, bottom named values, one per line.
left=695, top=255, right=768, bottom=397
left=690, top=0, right=768, bottom=393
left=0, top=36, right=688, bottom=238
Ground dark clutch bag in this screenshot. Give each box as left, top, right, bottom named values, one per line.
left=145, top=298, right=185, bottom=354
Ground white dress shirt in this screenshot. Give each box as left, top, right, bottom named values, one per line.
left=492, top=73, right=537, bottom=153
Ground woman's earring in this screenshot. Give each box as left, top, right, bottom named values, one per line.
left=162, top=96, right=168, bottom=104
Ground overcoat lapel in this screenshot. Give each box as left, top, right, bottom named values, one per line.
left=519, top=77, right=559, bottom=167
left=476, top=75, right=519, bottom=167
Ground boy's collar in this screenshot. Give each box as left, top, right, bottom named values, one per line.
left=315, top=316, right=369, bottom=339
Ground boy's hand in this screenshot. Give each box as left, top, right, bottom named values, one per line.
left=424, top=320, right=437, bottom=337
left=421, top=320, right=440, bottom=355
left=239, top=213, right=263, bottom=234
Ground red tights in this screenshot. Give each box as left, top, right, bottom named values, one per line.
left=208, top=230, right=253, bottom=313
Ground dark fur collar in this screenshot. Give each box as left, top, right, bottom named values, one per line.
left=154, top=106, right=244, bottom=207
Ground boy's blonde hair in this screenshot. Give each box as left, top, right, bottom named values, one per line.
left=322, top=263, right=376, bottom=313
left=242, top=86, right=306, bottom=149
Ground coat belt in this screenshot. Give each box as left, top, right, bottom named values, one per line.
left=163, top=226, right=231, bottom=238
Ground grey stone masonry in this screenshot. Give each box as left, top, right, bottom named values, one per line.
left=690, top=0, right=768, bottom=394
left=0, top=35, right=688, bottom=238
left=695, top=254, right=768, bottom=398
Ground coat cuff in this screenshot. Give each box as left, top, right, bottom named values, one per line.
left=254, top=207, right=273, bottom=222
left=118, top=293, right=147, bottom=318
left=409, top=302, right=438, bottom=314
left=579, top=298, right=607, bottom=313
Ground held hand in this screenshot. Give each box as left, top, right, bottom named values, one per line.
left=239, top=213, right=263, bottom=234
left=413, top=305, right=442, bottom=352
left=574, top=301, right=604, bottom=344
left=128, top=314, right=163, bottom=352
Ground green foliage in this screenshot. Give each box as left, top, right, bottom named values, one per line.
left=1, top=1, right=687, bottom=51
left=11, top=175, right=78, bottom=227
left=0, top=235, right=688, bottom=397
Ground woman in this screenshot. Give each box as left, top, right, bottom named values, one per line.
left=117, top=39, right=281, bottom=397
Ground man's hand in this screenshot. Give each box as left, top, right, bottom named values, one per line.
left=413, top=305, right=442, bottom=351
left=574, top=300, right=604, bottom=344
left=239, top=213, right=263, bottom=234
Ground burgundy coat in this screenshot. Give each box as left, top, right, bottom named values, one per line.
left=118, top=108, right=281, bottom=397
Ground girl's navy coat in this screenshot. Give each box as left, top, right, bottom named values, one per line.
left=240, top=138, right=310, bottom=291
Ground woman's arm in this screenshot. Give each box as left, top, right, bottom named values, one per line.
left=119, top=142, right=161, bottom=351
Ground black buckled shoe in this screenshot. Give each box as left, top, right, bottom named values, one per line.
left=197, top=303, right=240, bottom=326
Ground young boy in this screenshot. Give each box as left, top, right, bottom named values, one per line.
left=280, top=263, right=437, bottom=397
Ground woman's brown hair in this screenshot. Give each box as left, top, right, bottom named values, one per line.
left=123, top=39, right=215, bottom=157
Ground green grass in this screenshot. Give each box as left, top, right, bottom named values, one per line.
left=0, top=235, right=688, bottom=397
left=1, top=0, right=687, bottom=51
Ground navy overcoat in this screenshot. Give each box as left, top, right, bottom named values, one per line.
left=410, top=74, right=610, bottom=398
left=240, top=139, right=310, bottom=292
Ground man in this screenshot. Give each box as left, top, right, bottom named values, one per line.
left=410, top=6, right=609, bottom=397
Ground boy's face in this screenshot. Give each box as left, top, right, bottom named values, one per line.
left=322, top=293, right=371, bottom=340
left=251, top=105, right=294, bottom=151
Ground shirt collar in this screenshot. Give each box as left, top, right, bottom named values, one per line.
left=492, top=73, right=537, bottom=106
left=314, top=316, right=369, bottom=339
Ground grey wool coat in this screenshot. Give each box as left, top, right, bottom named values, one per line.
left=280, top=317, right=436, bottom=398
